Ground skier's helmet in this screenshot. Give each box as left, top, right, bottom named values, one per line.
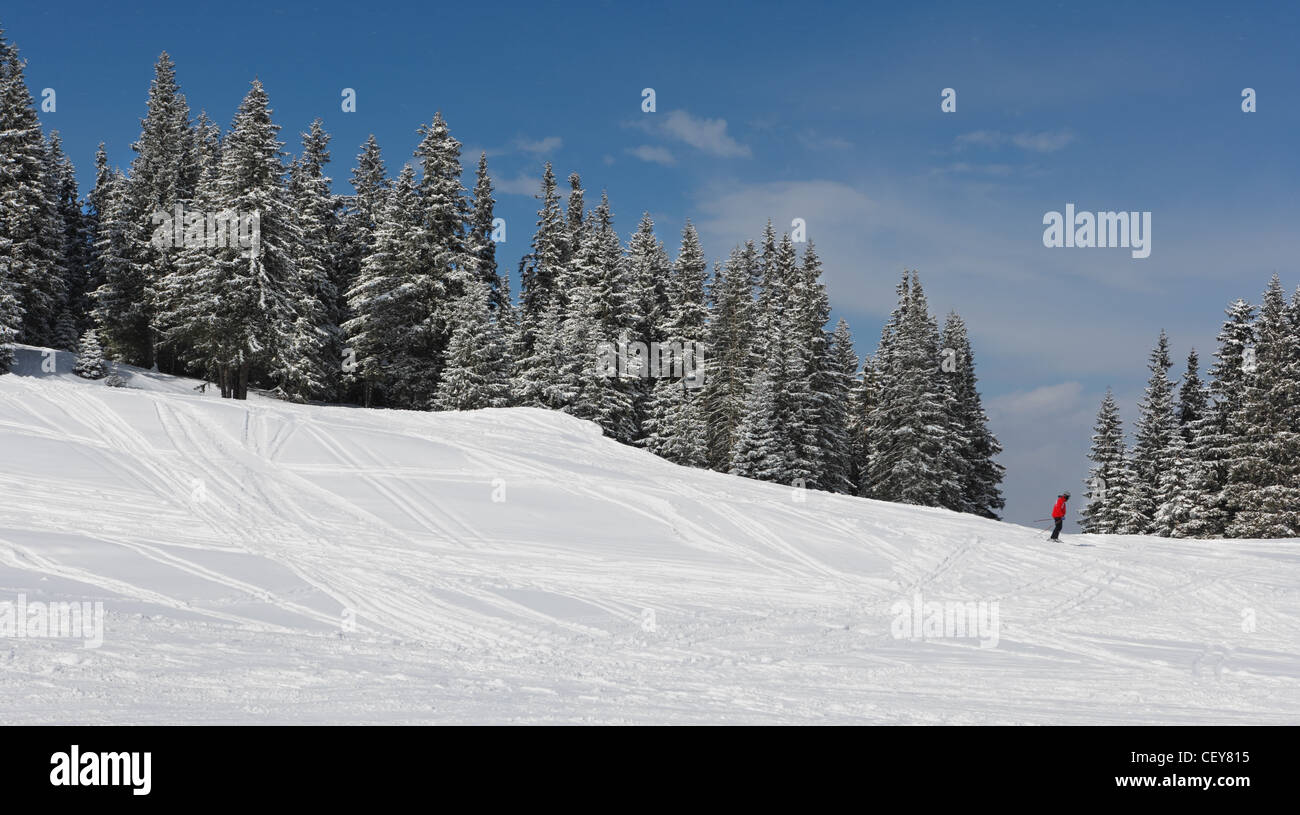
left=1060, top=491, right=1071, bottom=499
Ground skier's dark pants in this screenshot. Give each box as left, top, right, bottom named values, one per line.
left=1050, top=519, right=1063, bottom=540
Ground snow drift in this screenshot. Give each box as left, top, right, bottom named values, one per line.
left=0, top=345, right=1297, bottom=724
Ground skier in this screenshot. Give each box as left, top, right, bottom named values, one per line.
left=1049, top=491, right=1070, bottom=540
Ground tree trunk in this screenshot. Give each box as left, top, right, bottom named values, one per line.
left=236, top=361, right=250, bottom=400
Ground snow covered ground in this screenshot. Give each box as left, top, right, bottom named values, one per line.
left=1, top=345, right=1297, bottom=724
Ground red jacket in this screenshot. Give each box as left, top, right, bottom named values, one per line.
left=1052, top=497, right=1068, bottom=519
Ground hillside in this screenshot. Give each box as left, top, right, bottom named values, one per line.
left=1, top=346, right=1296, bottom=724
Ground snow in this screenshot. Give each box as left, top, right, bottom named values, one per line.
left=1, top=344, right=1297, bottom=724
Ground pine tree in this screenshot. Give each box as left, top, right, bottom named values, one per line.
left=1171, top=347, right=1215, bottom=536
left=795, top=241, right=849, bottom=492
left=84, top=143, right=112, bottom=243
left=1081, top=390, right=1133, bottom=534
left=1115, top=462, right=1155, bottom=535
left=89, top=166, right=140, bottom=358
left=407, top=112, right=472, bottom=404
left=434, top=279, right=511, bottom=410
left=1149, top=428, right=1191, bottom=537
left=219, top=79, right=302, bottom=398
left=101, top=53, right=197, bottom=368
left=754, top=233, right=815, bottom=486
left=701, top=245, right=756, bottom=469
left=514, top=163, right=566, bottom=386
left=1153, top=448, right=1200, bottom=538
left=153, top=79, right=300, bottom=399
left=564, top=194, right=636, bottom=440
left=350, top=135, right=389, bottom=229
left=581, top=194, right=633, bottom=344
left=644, top=222, right=709, bottom=465
left=468, top=152, right=505, bottom=312
left=645, top=380, right=707, bottom=467
left=1177, top=349, right=1207, bottom=441
left=867, top=273, right=961, bottom=507
left=150, top=137, right=220, bottom=379
left=728, top=371, right=793, bottom=481
left=533, top=199, right=636, bottom=437
left=748, top=220, right=782, bottom=370
left=821, top=319, right=860, bottom=494
left=73, top=329, right=107, bottom=379
left=1127, top=331, right=1180, bottom=534
left=849, top=354, right=878, bottom=496
left=549, top=277, right=606, bottom=423
left=626, top=212, right=672, bottom=348
left=342, top=165, right=425, bottom=407
left=863, top=275, right=911, bottom=498
left=337, top=135, right=388, bottom=401
left=1223, top=276, right=1300, bottom=538
left=45, top=132, right=90, bottom=329
left=0, top=29, right=65, bottom=346
left=1173, top=450, right=1221, bottom=538
left=193, top=112, right=222, bottom=184
left=515, top=298, right=571, bottom=410
left=540, top=200, right=601, bottom=420
left=280, top=119, right=339, bottom=402
left=1189, top=299, right=1256, bottom=535
left=941, top=311, right=1004, bottom=517
left=82, top=143, right=115, bottom=313
left=564, top=172, right=584, bottom=264
left=622, top=212, right=672, bottom=438
left=0, top=255, right=20, bottom=372
left=129, top=53, right=198, bottom=218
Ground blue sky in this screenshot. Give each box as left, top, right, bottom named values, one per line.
left=7, top=0, right=1300, bottom=529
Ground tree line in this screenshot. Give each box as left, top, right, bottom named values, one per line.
left=0, top=32, right=1003, bottom=514
left=1083, top=276, right=1300, bottom=539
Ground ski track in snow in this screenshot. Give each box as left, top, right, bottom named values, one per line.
left=1, top=346, right=1298, bottom=724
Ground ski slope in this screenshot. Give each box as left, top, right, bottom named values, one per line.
left=1, top=345, right=1297, bottom=724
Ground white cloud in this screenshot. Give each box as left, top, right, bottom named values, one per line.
left=662, top=110, right=751, bottom=158
left=986, top=382, right=1085, bottom=418
left=514, top=136, right=563, bottom=154
left=693, top=179, right=874, bottom=241
left=495, top=172, right=542, bottom=196
left=1011, top=130, right=1075, bottom=153
left=955, top=129, right=1075, bottom=153
left=955, top=130, right=1007, bottom=149
left=626, top=145, right=677, bottom=166
left=464, top=136, right=563, bottom=158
